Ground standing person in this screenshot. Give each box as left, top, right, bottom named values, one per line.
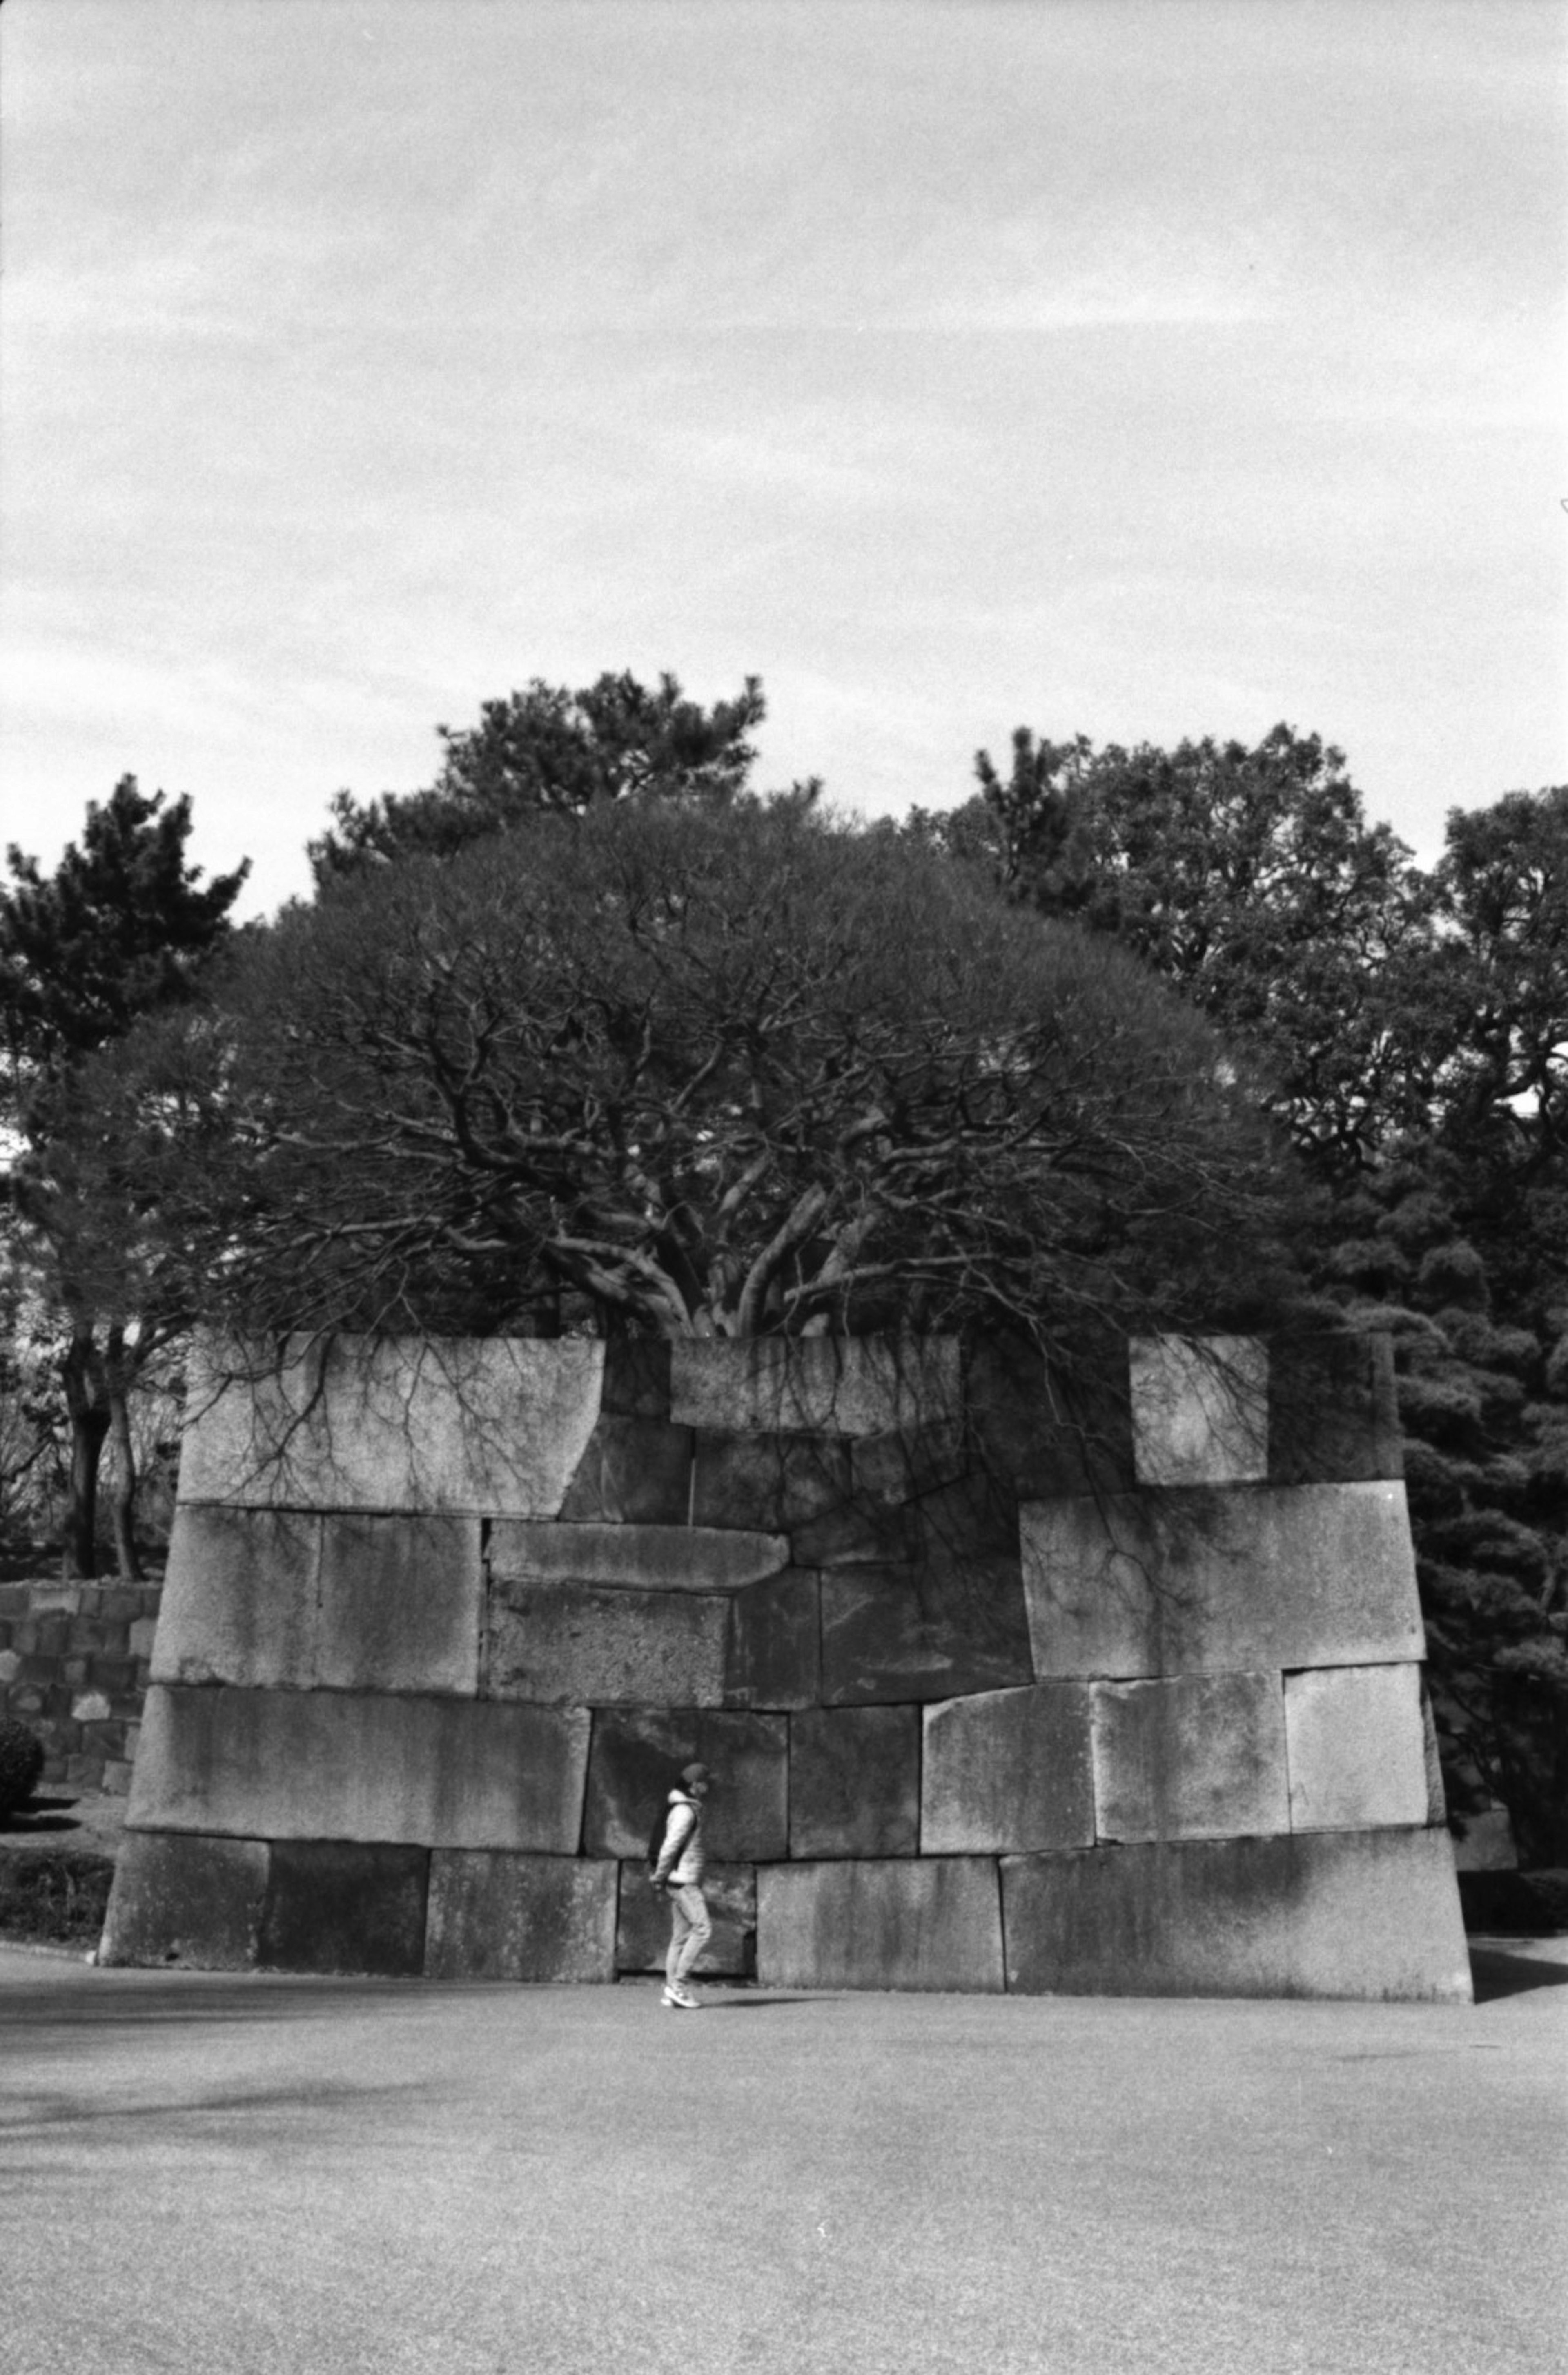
left=651, top=1761, right=713, bottom=2009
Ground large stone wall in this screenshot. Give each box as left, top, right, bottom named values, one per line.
left=99, top=1330, right=1472, bottom=2000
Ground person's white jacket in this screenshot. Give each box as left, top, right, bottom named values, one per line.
left=654, top=1788, right=705, bottom=1885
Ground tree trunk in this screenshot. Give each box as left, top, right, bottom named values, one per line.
left=60, top=1329, right=110, bottom=1581
left=107, top=1358, right=144, bottom=1582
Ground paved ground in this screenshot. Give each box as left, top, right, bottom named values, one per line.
left=2, top=1941, right=1564, bottom=2375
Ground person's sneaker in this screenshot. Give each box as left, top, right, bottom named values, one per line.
left=660, top=1985, right=701, bottom=2009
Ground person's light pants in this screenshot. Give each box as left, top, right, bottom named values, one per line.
left=666, top=1883, right=712, bottom=1986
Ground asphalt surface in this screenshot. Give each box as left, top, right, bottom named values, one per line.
left=2, top=1941, right=1564, bottom=2375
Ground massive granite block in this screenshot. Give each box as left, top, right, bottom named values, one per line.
left=314, top=1513, right=483, bottom=1695
left=1284, top=1663, right=1432, bottom=1833
left=557, top=1418, right=694, bottom=1525
left=1001, top=1829, right=1472, bottom=2001
left=820, top=1564, right=1034, bottom=1705
left=691, top=1432, right=851, bottom=1533
left=1268, top=1332, right=1402, bottom=1483
left=615, top=1860, right=756, bottom=1976
left=259, top=1841, right=430, bottom=1976
left=425, top=1851, right=617, bottom=1982
left=599, top=1340, right=673, bottom=1420
left=849, top=1424, right=968, bottom=1508
left=129, top=1686, right=590, bottom=1851
left=1090, top=1673, right=1290, bottom=1842
left=488, top=1520, right=788, bottom=1594
left=789, top=1498, right=920, bottom=1568
left=789, top=1704, right=920, bottom=1858
left=966, top=1332, right=1136, bottom=1500
left=485, top=1579, right=728, bottom=1706
left=151, top=1505, right=320, bottom=1689
left=581, top=1708, right=788, bottom=1861
left=178, top=1335, right=606, bottom=1516
left=1022, top=1482, right=1424, bottom=1680
left=921, top=1683, right=1094, bottom=1855
left=99, top=1830, right=270, bottom=1970
left=724, top=1569, right=821, bottom=1709
left=758, top=1859, right=1005, bottom=1992
left=671, top=1336, right=963, bottom=1438
left=1129, top=1335, right=1269, bottom=1487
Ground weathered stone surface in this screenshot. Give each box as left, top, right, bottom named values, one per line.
left=691, top=1432, right=851, bottom=1533
left=967, top=1332, right=1136, bottom=1500
left=758, top=1858, right=1004, bottom=1991
left=1002, top=1828, right=1472, bottom=2001
left=1091, top=1673, right=1290, bottom=1842
left=600, top=1339, right=672, bottom=1420
left=178, top=1334, right=605, bottom=1516
left=724, top=1569, right=820, bottom=1709
left=314, top=1513, right=482, bottom=1695
left=789, top=1704, right=920, bottom=1858
left=1022, top=1482, right=1424, bottom=1680
left=98, top=1830, right=269, bottom=1970
left=615, top=1860, right=756, bottom=1976
left=789, top=1498, right=919, bottom=1568
left=151, top=1505, right=319, bottom=1689
left=557, top=1419, right=694, bottom=1525
left=1269, top=1332, right=1402, bottom=1483
left=670, top=1335, right=963, bottom=1439
left=1130, top=1335, right=1269, bottom=1487
left=820, top=1564, right=1034, bottom=1705
left=488, top=1520, right=788, bottom=1594
left=485, top=1580, right=728, bottom=1706
left=921, top=1683, right=1094, bottom=1855
left=1284, top=1663, right=1432, bottom=1833
left=128, top=1686, right=590, bottom=1851
left=259, top=1841, right=430, bottom=1976
left=581, top=1708, right=788, bottom=1861
left=425, top=1852, right=617, bottom=1981
left=849, top=1423, right=967, bottom=1508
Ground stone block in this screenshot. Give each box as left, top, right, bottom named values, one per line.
left=615, top=1861, right=756, bottom=1976
left=1130, top=1335, right=1269, bottom=1487
left=849, top=1423, right=967, bottom=1508
left=820, top=1564, right=1034, bottom=1705
left=71, top=1692, right=112, bottom=1723
left=921, top=1683, right=1094, bottom=1855
left=757, top=1859, right=1004, bottom=1992
left=1021, top=1481, right=1424, bottom=1680
left=789, top=1705, right=920, bottom=1858
left=488, top=1520, right=788, bottom=1595
left=557, top=1418, right=694, bottom=1524
left=670, top=1335, right=963, bottom=1438
left=691, top=1432, right=851, bottom=1533
left=789, top=1497, right=919, bottom=1568
left=485, top=1579, right=728, bottom=1706
left=600, top=1339, right=672, bottom=1419
left=1269, top=1332, right=1403, bottom=1483
left=129, top=1617, right=159, bottom=1658
left=1091, top=1673, right=1290, bottom=1842
left=724, top=1569, right=821, bottom=1710
left=150, top=1505, right=320, bottom=1689
left=966, top=1331, right=1136, bottom=1500
left=127, top=1686, right=591, bottom=1851
left=259, top=1841, right=430, bottom=1976
left=581, top=1708, right=788, bottom=1861
left=98, top=1831, right=269, bottom=1970
left=425, top=1852, right=617, bottom=1981
left=178, top=1334, right=606, bottom=1516
left=1284, top=1663, right=1432, bottom=1833
left=314, top=1513, right=483, bottom=1695
left=1001, top=1828, right=1472, bottom=2001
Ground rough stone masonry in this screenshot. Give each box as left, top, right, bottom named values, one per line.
left=98, top=1328, right=1472, bottom=2000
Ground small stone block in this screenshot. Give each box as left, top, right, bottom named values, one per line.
left=488, top=1520, right=788, bottom=1594
left=425, top=1852, right=617, bottom=1981
left=1001, top=1828, right=1472, bottom=2001
left=581, top=1708, right=788, bottom=1861
left=314, top=1513, right=483, bottom=1695
left=691, top=1432, right=851, bottom=1533
left=921, top=1683, right=1094, bottom=1855
left=1269, top=1332, right=1403, bottom=1483
left=151, top=1505, right=321, bottom=1689
left=757, top=1859, right=1004, bottom=1992
left=1091, top=1673, right=1290, bottom=1842
left=789, top=1704, right=920, bottom=1858
left=259, top=1841, right=430, bottom=1977
left=1284, top=1663, right=1433, bottom=1832
left=1130, top=1335, right=1269, bottom=1486
left=670, top=1336, right=963, bottom=1438
left=820, top=1565, right=1034, bottom=1705
left=558, top=1418, right=695, bottom=1524
left=70, top=1692, right=112, bottom=1724
left=724, top=1570, right=821, bottom=1709
left=1021, top=1482, right=1424, bottom=1679
left=129, top=1618, right=159, bottom=1658
left=615, top=1861, right=756, bottom=1976
left=485, top=1579, right=728, bottom=1706
left=98, top=1831, right=269, bottom=1970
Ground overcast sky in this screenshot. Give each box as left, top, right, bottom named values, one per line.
left=2, top=0, right=1563, bottom=918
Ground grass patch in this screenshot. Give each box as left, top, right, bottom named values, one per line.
left=0, top=1848, right=115, bottom=1947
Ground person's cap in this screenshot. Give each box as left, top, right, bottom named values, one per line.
left=681, top=1762, right=711, bottom=1786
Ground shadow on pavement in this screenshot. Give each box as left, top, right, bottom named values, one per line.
left=1468, top=1945, right=1568, bottom=2004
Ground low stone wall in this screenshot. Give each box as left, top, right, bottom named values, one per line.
left=0, top=1579, right=162, bottom=1791
left=100, top=1329, right=1472, bottom=1999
